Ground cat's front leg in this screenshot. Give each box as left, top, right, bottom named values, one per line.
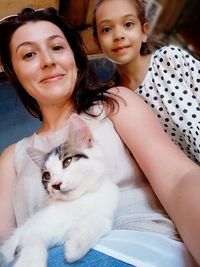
left=0, top=230, right=22, bottom=266
left=64, top=213, right=112, bottom=263
left=12, top=236, right=47, bottom=267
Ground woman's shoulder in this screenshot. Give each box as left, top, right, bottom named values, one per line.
left=108, top=86, right=142, bottom=102
left=0, top=143, right=16, bottom=173
left=14, top=134, right=36, bottom=153
left=0, top=143, right=16, bottom=159
left=0, top=134, right=36, bottom=167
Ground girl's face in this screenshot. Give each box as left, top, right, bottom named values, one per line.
left=95, top=0, right=148, bottom=64
left=10, top=21, right=77, bottom=107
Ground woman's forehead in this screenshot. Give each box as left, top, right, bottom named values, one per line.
left=10, top=21, right=66, bottom=48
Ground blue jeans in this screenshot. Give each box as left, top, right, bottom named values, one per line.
left=8, top=245, right=135, bottom=267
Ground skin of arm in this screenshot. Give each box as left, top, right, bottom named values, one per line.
left=109, top=86, right=200, bottom=264
left=0, top=144, right=17, bottom=242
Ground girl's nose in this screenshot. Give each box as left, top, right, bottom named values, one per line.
left=113, top=27, right=125, bottom=42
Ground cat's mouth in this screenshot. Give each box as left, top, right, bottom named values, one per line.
left=49, top=187, right=77, bottom=200
left=60, top=188, right=75, bottom=195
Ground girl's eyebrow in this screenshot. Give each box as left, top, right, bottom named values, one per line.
left=16, top=34, right=65, bottom=52
left=97, top=14, right=137, bottom=26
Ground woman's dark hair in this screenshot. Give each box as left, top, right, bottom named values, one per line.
left=0, top=7, right=115, bottom=120
left=93, top=0, right=162, bottom=56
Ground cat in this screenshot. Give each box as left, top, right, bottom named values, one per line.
left=0, top=113, right=119, bottom=267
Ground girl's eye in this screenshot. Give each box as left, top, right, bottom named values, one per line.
left=23, top=52, right=36, bottom=60
left=102, top=26, right=111, bottom=33
left=42, top=171, right=51, bottom=181
left=63, top=157, right=72, bottom=168
left=125, top=21, right=134, bottom=28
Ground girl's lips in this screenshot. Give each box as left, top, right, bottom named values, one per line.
left=112, top=46, right=130, bottom=53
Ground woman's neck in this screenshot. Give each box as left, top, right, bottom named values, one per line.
left=116, top=54, right=151, bottom=91
left=37, top=101, right=75, bottom=135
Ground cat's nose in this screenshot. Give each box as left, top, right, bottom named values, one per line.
left=52, top=182, right=62, bottom=191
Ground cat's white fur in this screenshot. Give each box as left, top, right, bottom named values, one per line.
left=0, top=114, right=119, bottom=267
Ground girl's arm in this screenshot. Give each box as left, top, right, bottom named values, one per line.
left=0, top=144, right=17, bottom=242
left=109, top=86, right=200, bottom=264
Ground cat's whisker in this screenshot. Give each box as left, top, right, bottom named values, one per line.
left=42, top=196, right=51, bottom=206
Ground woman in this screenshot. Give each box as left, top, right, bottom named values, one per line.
left=0, top=7, right=200, bottom=267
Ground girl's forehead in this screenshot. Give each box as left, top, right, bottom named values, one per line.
left=97, top=0, right=136, bottom=8
left=96, top=0, right=137, bottom=13
left=95, top=0, right=138, bottom=21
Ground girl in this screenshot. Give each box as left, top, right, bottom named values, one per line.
left=93, top=0, right=200, bottom=164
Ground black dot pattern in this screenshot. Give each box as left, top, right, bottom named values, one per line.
left=137, top=46, right=200, bottom=163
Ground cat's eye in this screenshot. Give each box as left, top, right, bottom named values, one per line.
left=42, top=171, right=51, bottom=181
left=63, top=157, right=72, bottom=168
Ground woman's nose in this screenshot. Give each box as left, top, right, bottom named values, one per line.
left=41, top=52, right=55, bottom=69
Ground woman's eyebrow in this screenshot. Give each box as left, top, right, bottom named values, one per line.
left=47, top=34, right=65, bottom=41
left=16, top=34, right=65, bottom=52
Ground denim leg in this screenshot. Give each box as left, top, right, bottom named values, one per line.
left=48, top=245, right=135, bottom=267
left=6, top=245, right=135, bottom=267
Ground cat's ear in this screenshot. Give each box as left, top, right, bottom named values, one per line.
left=68, top=113, right=93, bottom=148
left=26, top=147, right=46, bottom=169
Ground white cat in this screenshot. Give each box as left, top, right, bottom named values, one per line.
left=0, top=114, right=119, bottom=267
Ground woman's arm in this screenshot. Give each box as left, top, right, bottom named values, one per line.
left=0, top=144, right=17, bottom=242
left=109, top=86, right=200, bottom=264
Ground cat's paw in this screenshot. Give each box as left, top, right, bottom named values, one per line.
left=64, top=236, right=91, bottom=263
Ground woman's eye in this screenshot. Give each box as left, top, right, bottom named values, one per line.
left=23, top=52, right=36, bottom=60
left=52, top=45, right=64, bottom=51
left=63, top=157, right=72, bottom=168
left=42, top=171, right=51, bottom=181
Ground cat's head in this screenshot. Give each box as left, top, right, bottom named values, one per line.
left=27, top=114, right=105, bottom=201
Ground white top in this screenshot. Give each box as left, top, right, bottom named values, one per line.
left=94, top=230, right=198, bottom=267
left=136, top=45, right=200, bottom=163
left=13, top=111, right=176, bottom=236
left=12, top=108, right=195, bottom=265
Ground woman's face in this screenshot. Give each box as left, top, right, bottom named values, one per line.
left=10, top=21, right=77, bottom=107
left=95, top=0, right=148, bottom=65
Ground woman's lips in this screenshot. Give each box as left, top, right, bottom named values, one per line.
left=40, top=74, right=64, bottom=83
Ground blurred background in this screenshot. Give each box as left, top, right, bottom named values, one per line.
left=0, top=0, right=200, bottom=152
left=1, top=0, right=200, bottom=58
left=58, top=0, right=200, bottom=58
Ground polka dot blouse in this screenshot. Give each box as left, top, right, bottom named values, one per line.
left=136, top=46, right=200, bottom=163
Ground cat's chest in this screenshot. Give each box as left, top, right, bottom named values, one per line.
left=45, top=191, right=100, bottom=221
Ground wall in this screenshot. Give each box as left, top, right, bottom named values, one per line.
left=0, top=82, right=41, bottom=153
left=0, top=0, right=59, bottom=19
